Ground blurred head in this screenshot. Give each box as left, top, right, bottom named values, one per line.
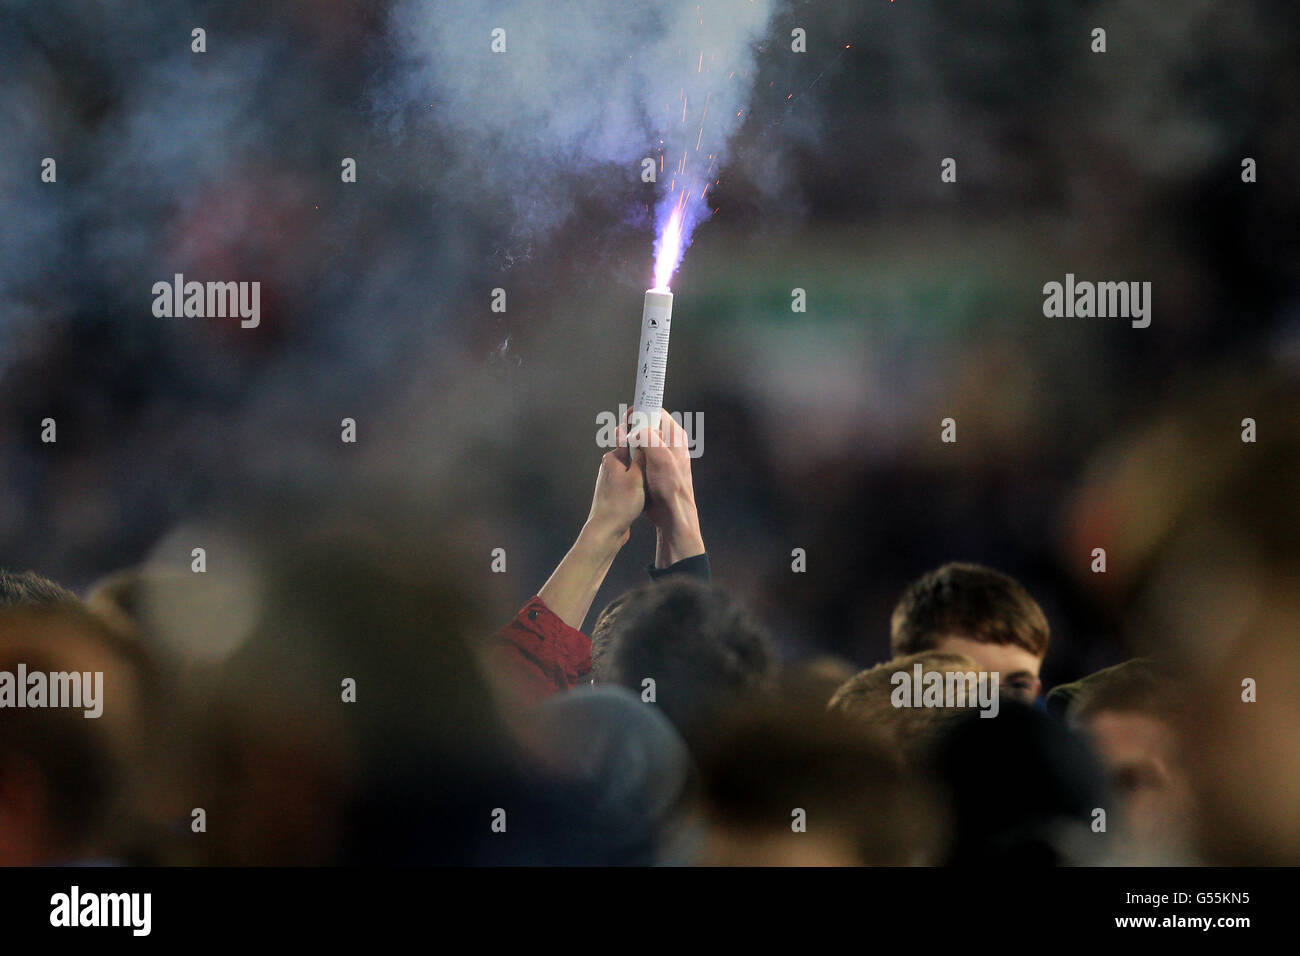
left=1067, top=370, right=1300, bottom=863
left=592, top=579, right=778, bottom=752
left=828, top=651, right=980, bottom=763
left=1059, top=660, right=1193, bottom=855
left=0, top=603, right=149, bottom=864
left=778, top=654, right=859, bottom=710
left=695, top=703, right=932, bottom=865
left=932, top=703, right=1111, bottom=866
left=200, top=534, right=509, bottom=865
left=890, top=562, right=1049, bottom=702
left=1176, top=594, right=1300, bottom=865
left=83, top=565, right=255, bottom=864
left=521, top=685, right=694, bottom=865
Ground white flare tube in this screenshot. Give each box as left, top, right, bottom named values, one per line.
left=630, top=289, right=673, bottom=448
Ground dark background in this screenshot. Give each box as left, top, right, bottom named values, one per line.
left=2, top=0, right=1297, bottom=688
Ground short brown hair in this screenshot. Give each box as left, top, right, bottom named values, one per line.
left=588, top=592, right=630, bottom=681
left=890, top=562, right=1049, bottom=658
left=594, top=580, right=777, bottom=752
left=1059, top=659, right=1176, bottom=726
left=0, top=569, right=79, bottom=609
left=828, top=651, right=979, bottom=759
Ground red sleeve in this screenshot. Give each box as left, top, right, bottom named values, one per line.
left=490, top=596, right=592, bottom=703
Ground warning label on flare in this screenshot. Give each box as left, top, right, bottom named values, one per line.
left=635, top=298, right=672, bottom=412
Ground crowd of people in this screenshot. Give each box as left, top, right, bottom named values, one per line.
left=0, top=405, right=1295, bottom=867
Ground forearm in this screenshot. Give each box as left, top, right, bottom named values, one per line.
left=654, top=499, right=705, bottom=569
left=538, top=521, right=626, bottom=629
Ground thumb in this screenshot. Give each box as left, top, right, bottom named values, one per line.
left=612, top=425, right=632, bottom=466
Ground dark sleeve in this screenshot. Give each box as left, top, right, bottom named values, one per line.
left=646, top=552, right=710, bottom=583
left=490, top=596, right=593, bottom=703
